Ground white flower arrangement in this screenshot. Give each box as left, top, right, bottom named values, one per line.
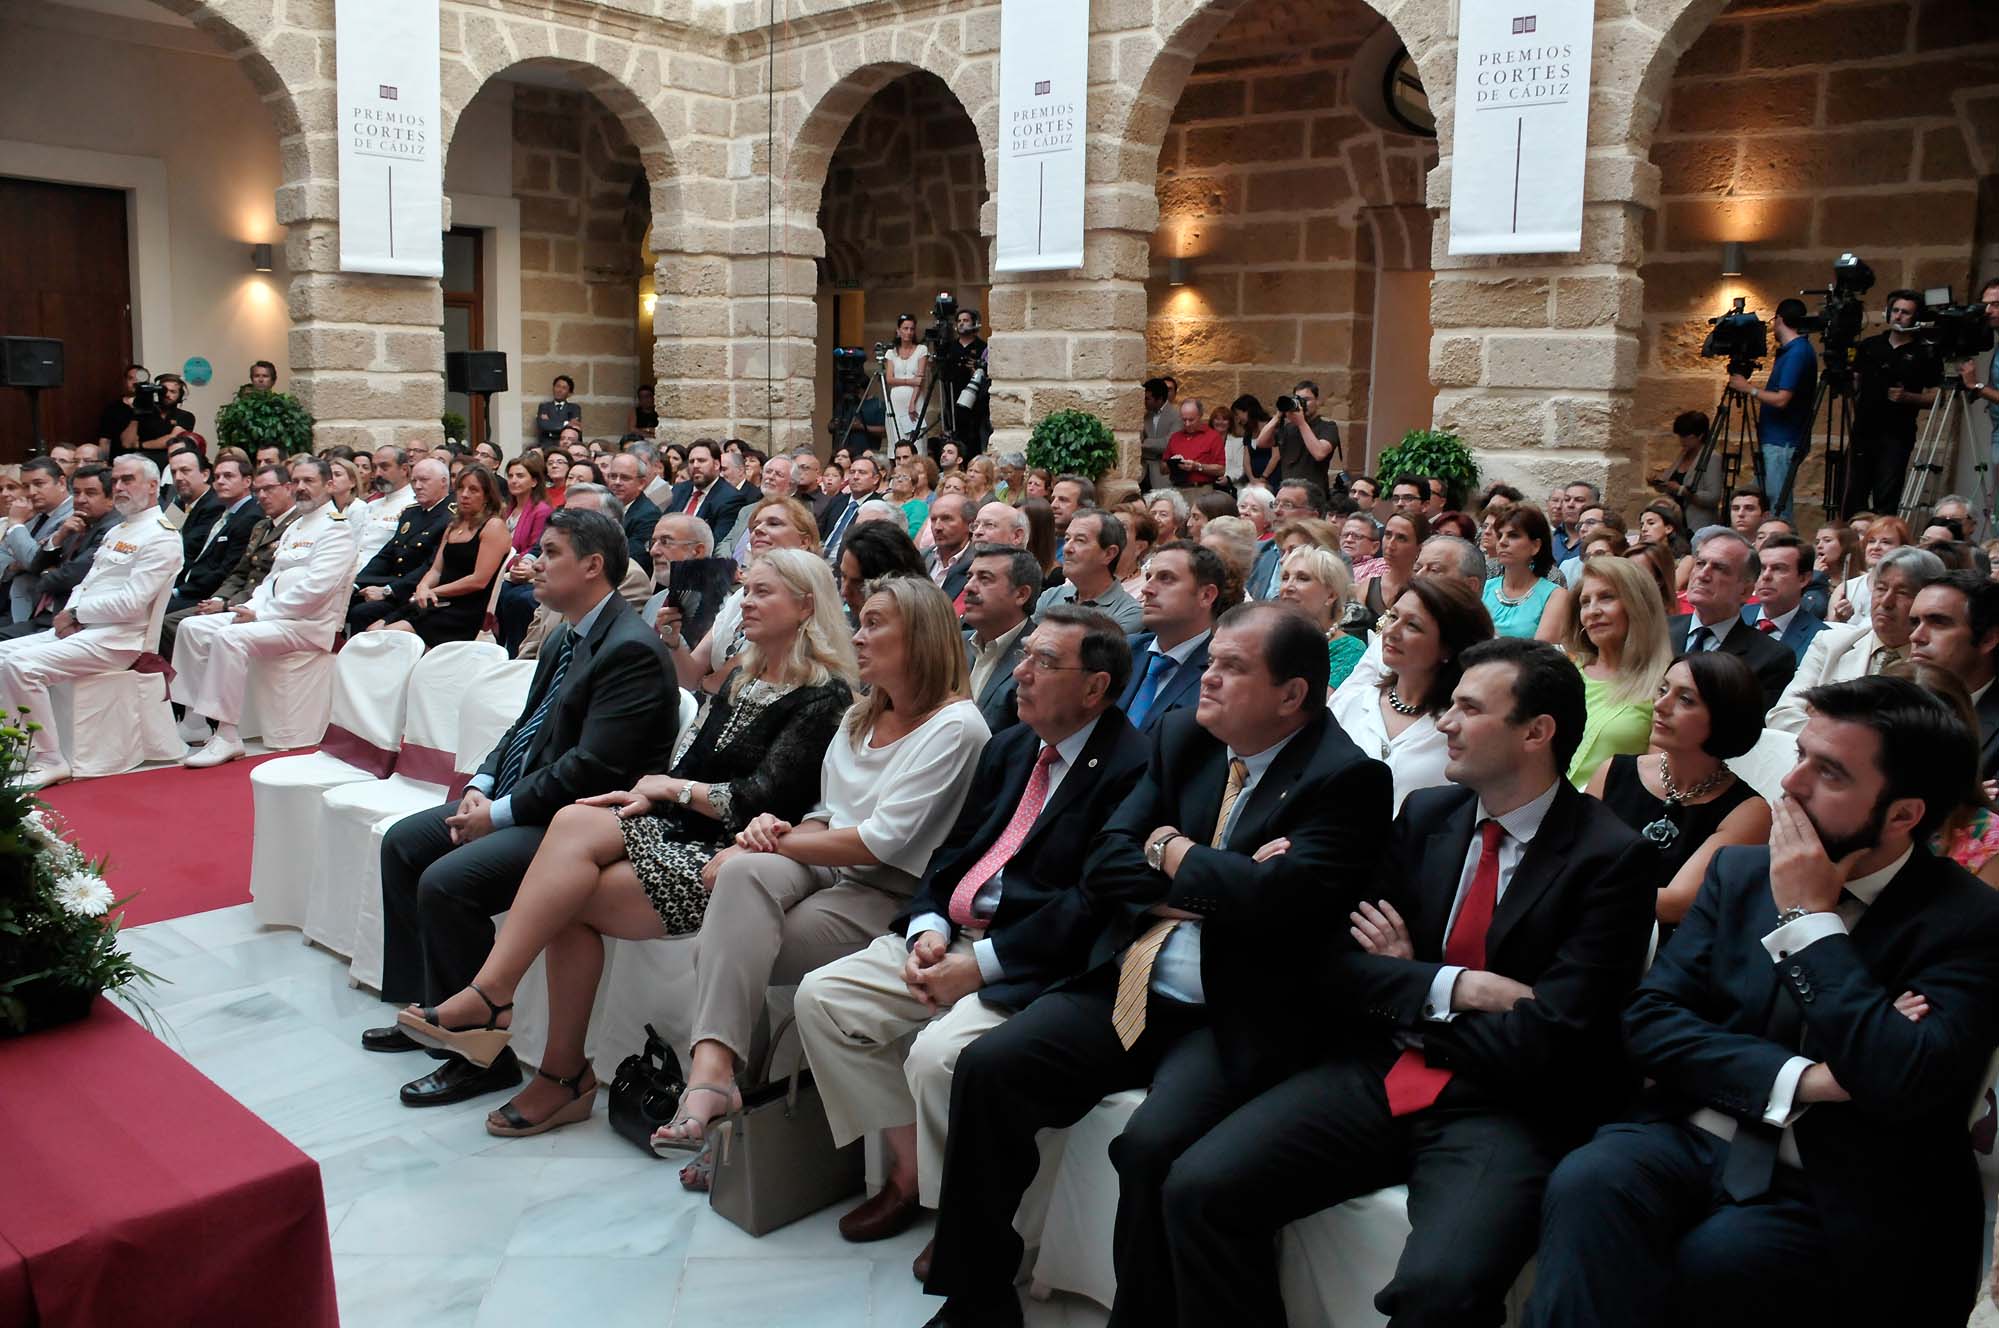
left=54, top=872, right=115, bottom=919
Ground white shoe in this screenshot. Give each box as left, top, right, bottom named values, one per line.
left=177, top=712, right=212, bottom=744
left=182, top=735, right=247, bottom=769
left=17, top=762, right=71, bottom=790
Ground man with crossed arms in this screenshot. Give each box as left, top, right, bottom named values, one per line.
left=0, top=455, right=183, bottom=788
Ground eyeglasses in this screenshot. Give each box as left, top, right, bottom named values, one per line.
left=1023, top=651, right=1093, bottom=673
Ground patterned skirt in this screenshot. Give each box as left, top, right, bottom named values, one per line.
left=620, top=814, right=724, bottom=937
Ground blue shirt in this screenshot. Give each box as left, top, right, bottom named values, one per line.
left=469, top=590, right=615, bottom=828
left=1759, top=335, right=1818, bottom=451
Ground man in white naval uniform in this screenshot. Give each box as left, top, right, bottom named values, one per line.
left=0, top=455, right=184, bottom=788
left=173, top=454, right=357, bottom=768
left=354, top=444, right=416, bottom=566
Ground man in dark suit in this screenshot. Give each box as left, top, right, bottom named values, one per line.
left=167, top=454, right=261, bottom=613
left=0, top=464, right=122, bottom=641
left=603, top=451, right=664, bottom=576
left=922, top=601, right=1392, bottom=1328
left=160, top=461, right=298, bottom=660
left=1526, top=675, right=1999, bottom=1327
left=1668, top=526, right=1795, bottom=709
left=1910, top=569, right=1999, bottom=778
left=1119, top=540, right=1231, bottom=733
left=820, top=454, right=884, bottom=566
left=365, top=508, right=681, bottom=1106
left=1160, top=637, right=1658, bottom=1327
left=344, top=457, right=454, bottom=634
left=663, top=439, right=749, bottom=538
left=165, top=445, right=224, bottom=559
left=1739, top=533, right=1826, bottom=665
left=961, top=545, right=1036, bottom=733
left=796, top=606, right=1147, bottom=1268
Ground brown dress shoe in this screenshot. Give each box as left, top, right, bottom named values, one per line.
left=838, top=1181, right=921, bottom=1242
left=912, top=1237, right=934, bottom=1283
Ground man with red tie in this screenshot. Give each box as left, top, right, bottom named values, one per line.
left=1153, top=637, right=1657, bottom=1328
left=919, top=601, right=1392, bottom=1328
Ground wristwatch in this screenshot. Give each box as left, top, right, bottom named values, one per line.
left=676, top=781, right=697, bottom=807
left=1774, top=905, right=1815, bottom=925
left=1146, top=831, right=1183, bottom=871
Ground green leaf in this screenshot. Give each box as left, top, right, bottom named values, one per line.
left=1024, top=410, right=1119, bottom=483
left=213, top=390, right=316, bottom=454
left=1374, top=429, right=1481, bottom=511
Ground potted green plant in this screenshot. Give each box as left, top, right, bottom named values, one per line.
left=1025, top=409, right=1119, bottom=483
left=441, top=411, right=469, bottom=445
left=214, top=388, right=315, bottom=456
left=1374, top=428, right=1480, bottom=510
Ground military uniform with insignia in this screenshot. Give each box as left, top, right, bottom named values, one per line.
left=345, top=496, right=453, bottom=635
left=158, top=504, right=301, bottom=660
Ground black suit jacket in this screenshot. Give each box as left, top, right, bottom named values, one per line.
left=176, top=488, right=225, bottom=566
left=1976, top=684, right=1999, bottom=781
left=1668, top=613, right=1795, bottom=710
left=891, top=711, right=1149, bottom=1011
left=32, top=510, right=122, bottom=612
left=622, top=493, right=663, bottom=576
left=1329, top=782, right=1658, bottom=1131
left=474, top=594, right=679, bottom=826
left=354, top=498, right=453, bottom=602
left=664, top=478, right=750, bottom=537
left=1116, top=631, right=1210, bottom=733
left=1080, top=707, right=1393, bottom=1090
left=174, top=497, right=262, bottom=601
left=1628, top=846, right=1999, bottom=1324
left=932, top=544, right=976, bottom=603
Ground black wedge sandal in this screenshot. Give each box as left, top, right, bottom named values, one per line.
left=395, top=981, right=514, bottom=1068
left=486, top=1064, right=599, bottom=1138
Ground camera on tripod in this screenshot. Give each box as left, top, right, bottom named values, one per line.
left=131, top=375, right=164, bottom=414
left=831, top=345, right=870, bottom=395
left=1796, top=253, right=1875, bottom=358
left=1701, top=298, right=1768, bottom=377
left=922, top=291, right=958, bottom=354
left=1910, top=288, right=1995, bottom=362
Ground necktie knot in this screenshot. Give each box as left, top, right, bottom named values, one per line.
left=1479, top=817, right=1505, bottom=853
left=1757, top=617, right=1779, bottom=634
left=1689, top=625, right=1714, bottom=652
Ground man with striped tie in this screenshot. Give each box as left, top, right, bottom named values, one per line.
left=367, top=507, right=681, bottom=1109
left=1157, top=638, right=1655, bottom=1328
left=919, top=601, right=1391, bottom=1328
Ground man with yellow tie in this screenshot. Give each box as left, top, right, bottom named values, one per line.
left=919, top=600, right=1391, bottom=1328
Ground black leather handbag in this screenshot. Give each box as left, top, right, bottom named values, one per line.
left=607, top=1023, right=685, bottom=1156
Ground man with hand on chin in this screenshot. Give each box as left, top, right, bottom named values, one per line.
left=1525, top=675, right=1999, bottom=1328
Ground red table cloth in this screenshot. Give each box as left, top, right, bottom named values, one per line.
left=0, top=998, right=338, bottom=1327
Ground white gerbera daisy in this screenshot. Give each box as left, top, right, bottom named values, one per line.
left=54, top=872, right=114, bottom=918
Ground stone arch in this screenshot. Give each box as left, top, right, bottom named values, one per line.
left=1626, top=0, right=1737, bottom=156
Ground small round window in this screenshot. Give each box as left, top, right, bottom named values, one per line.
left=1383, top=47, right=1434, bottom=138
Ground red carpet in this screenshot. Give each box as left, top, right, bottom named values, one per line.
left=39, top=753, right=293, bottom=927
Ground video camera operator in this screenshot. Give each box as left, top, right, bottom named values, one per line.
left=1727, top=298, right=1816, bottom=519
left=1956, top=277, right=1999, bottom=443
left=937, top=307, right=990, bottom=455
left=1252, top=379, right=1343, bottom=493
left=1847, top=289, right=1940, bottom=517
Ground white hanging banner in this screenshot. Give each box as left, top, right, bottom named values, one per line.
left=995, top=0, right=1087, bottom=273
left=335, top=0, right=442, bottom=277
left=1447, top=0, right=1594, bottom=255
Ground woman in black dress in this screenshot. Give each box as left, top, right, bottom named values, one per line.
left=1585, top=650, right=1770, bottom=929
left=372, top=464, right=510, bottom=647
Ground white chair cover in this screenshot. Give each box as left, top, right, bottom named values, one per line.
left=240, top=648, right=337, bottom=750
left=248, top=632, right=426, bottom=930
left=345, top=656, right=532, bottom=992
left=48, top=578, right=184, bottom=777
left=1729, top=727, right=1797, bottom=804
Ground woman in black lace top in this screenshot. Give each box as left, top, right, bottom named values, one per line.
left=397, top=548, right=858, bottom=1137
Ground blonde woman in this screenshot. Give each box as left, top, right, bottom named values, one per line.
left=651, top=575, right=988, bottom=1176
left=963, top=454, right=997, bottom=507
left=666, top=495, right=822, bottom=692
left=1276, top=545, right=1366, bottom=687
left=396, top=549, right=859, bottom=1139
left=1563, top=554, right=1674, bottom=787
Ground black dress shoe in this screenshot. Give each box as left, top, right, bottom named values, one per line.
left=919, top=1293, right=1022, bottom=1328
left=362, top=1025, right=424, bottom=1053
left=399, top=1048, right=522, bottom=1107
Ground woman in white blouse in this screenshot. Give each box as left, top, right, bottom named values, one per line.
left=1329, top=576, right=1493, bottom=812
left=884, top=315, right=930, bottom=443
left=651, top=573, right=989, bottom=1175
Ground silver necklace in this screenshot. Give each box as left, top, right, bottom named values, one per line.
left=1385, top=688, right=1422, bottom=716
left=1641, top=755, right=1730, bottom=849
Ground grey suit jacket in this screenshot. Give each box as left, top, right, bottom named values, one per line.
left=2, top=498, right=72, bottom=622
left=963, top=625, right=1026, bottom=734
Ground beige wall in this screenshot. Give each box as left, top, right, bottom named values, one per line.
left=0, top=6, right=289, bottom=431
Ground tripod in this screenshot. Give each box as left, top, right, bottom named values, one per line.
left=1691, top=367, right=1764, bottom=505
left=833, top=352, right=895, bottom=458
left=1897, top=373, right=1990, bottom=526
left=1793, top=364, right=1854, bottom=520
left=907, top=341, right=959, bottom=453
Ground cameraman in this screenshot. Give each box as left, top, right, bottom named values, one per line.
left=938, top=308, right=989, bottom=454
left=1956, top=277, right=1999, bottom=456
left=1253, top=379, right=1342, bottom=492
left=1727, top=297, right=1816, bottom=518
left=1847, top=289, right=1939, bottom=517
left=1650, top=409, right=1722, bottom=530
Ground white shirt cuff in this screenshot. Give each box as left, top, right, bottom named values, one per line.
left=466, top=773, right=495, bottom=797
left=973, top=937, right=1003, bottom=984
left=1424, top=965, right=1464, bottom=1023
left=1765, top=1055, right=1815, bottom=1127
left=487, top=795, right=515, bottom=830
left=905, top=913, right=950, bottom=944
left=1761, top=910, right=1848, bottom=961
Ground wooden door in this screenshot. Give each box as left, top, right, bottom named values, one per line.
left=0, top=178, right=133, bottom=461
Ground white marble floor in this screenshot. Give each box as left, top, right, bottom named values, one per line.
left=115, top=904, right=1109, bottom=1328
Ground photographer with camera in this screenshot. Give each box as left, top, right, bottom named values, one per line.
left=1650, top=409, right=1723, bottom=531
left=1728, top=298, right=1816, bottom=519
left=1846, top=289, right=1941, bottom=518
left=1253, top=379, right=1342, bottom=492
left=938, top=308, right=989, bottom=455
left=1955, top=277, right=1999, bottom=447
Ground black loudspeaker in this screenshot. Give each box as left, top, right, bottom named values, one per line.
left=0, top=337, right=63, bottom=388
left=446, top=350, right=507, bottom=395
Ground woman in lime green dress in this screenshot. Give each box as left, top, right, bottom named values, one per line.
left=1564, top=554, right=1674, bottom=788
left=1276, top=545, right=1366, bottom=689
